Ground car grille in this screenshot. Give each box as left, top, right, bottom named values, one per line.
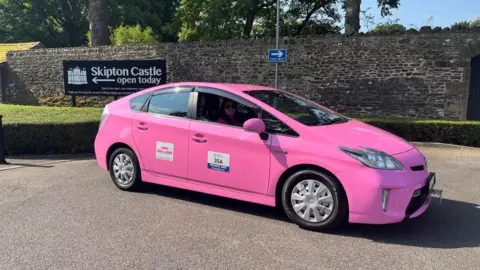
left=410, top=165, right=425, bottom=171
left=405, top=183, right=429, bottom=216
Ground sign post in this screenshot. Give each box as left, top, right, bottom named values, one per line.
left=276, top=0, right=279, bottom=88
left=63, top=59, right=167, bottom=97
left=267, top=0, right=286, bottom=89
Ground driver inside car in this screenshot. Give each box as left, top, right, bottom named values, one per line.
left=216, top=98, right=243, bottom=127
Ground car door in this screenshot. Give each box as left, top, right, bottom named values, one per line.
left=131, top=86, right=194, bottom=181
left=187, top=87, right=272, bottom=195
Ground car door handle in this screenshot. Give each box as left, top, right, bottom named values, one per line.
left=192, top=134, right=207, bottom=143
left=136, top=125, right=148, bottom=131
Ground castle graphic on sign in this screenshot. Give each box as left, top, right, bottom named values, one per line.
left=67, top=66, right=88, bottom=85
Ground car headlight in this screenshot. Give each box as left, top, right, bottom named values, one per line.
left=339, top=146, right=404, bottom=170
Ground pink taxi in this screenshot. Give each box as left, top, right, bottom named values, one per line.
left=94, top=82, right=442, bottom=231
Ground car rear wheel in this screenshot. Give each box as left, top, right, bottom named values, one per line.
left=281, top=170, right=348, bottom=231
left=108, top=147, right=141, bottom=191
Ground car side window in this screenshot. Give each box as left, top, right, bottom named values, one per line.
left=147, top=91, right=190, bottom=118
left=129, top=93, right=150, bottom=111
left=196, top=92, right=258, bottom=128
left=260, top=109, right=299, bottom=137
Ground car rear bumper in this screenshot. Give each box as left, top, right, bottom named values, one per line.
left=94, top=133, right=108, bottom=171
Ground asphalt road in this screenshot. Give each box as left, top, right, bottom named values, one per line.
left=1, top=145, right=479, bottom=270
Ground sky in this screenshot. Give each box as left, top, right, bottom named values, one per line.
left=342, top=0, right=480, bottom=32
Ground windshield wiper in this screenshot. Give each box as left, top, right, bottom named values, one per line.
left=318, top=117, right=348, bottom=126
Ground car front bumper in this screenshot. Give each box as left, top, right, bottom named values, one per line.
left=337, top=149, right=443, bottom=225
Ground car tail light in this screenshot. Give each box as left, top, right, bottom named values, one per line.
left=99, top=105, right=109, bottom=129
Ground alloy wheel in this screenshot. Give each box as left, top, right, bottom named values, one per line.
left=112, top=153, right=135, bottom=186
left=290, top=179, right=335, bottom=223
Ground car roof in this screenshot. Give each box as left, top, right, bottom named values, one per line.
left=151, top=82, right=277, bottom=93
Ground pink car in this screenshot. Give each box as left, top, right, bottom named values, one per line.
left=94, top=82, right=442, bottom=231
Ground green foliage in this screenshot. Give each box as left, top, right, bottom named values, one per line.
left=1, top=104, right=101, bottom=156
left=376, top=0, right=400, bottom=17
left=173, top=0, right=342, bottom=41
left=0, top=0, right=89, bottom=47
left=362, top=118, right=480, bottom=148
left=110, top=25, right=160, bottom=45
left=3, top=122, right=100, bottom=156
left=470, top=17, right=480, bottom=28
left=110, top=0, right=179, bottom=42
left=374, top=23, right=406, bottom=33
left=451, top=20, right=471, bottom=29
left=85, top=25, right=161, bottom=46
left=451, top=18, right=480, bottom=29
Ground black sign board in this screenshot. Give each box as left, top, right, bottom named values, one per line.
left=63, top=59, right=167, bottom=96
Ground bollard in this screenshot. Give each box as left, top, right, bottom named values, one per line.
left=0, top=115, right=7, bottom=164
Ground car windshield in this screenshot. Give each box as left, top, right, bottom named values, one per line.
left=246, top=90, right=349, bottom=126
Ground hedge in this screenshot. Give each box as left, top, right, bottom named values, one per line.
left=3, top=121, right=100, bottom=156
left=2, top=117, right=480, bottom=156
left=362, top=118, right=480, bottom=148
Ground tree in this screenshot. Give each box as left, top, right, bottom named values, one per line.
left=111, top=0, right=179, bottom=42
left=88, top=0, right=111, bottom=46
left=344, top=0, right=400, bottom=35
left=0, top=0, right=88, bottom=47
left=173, top=0, right=341, bottom=41
left=343, top=0, right=361, bottom=35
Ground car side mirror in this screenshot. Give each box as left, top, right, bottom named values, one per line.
left=243, top=118, right=266, bottom=134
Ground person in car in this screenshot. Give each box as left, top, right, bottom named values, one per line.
left=217, top=98, right=242, bottom=126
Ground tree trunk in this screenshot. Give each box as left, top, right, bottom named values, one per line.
left=344, top=0, right=361, bottom=36
left=88, top=0, right=111, bottom=46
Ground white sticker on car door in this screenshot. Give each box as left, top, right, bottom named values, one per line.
left=207, top=151, right=230, bottom=172
left=156, top=141, right=174, bottom=161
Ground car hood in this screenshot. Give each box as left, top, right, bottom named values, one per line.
left=309, top=119, right=414, bottom=155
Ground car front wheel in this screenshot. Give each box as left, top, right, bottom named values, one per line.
left=108, top=147, right=142, bottom=191
left=281, top=170, right=348, bottom=231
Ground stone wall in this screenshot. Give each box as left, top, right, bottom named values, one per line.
left=2, top=29, right=480, bottom=119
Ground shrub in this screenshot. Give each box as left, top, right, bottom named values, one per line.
left=3, top=118, right=480, bottom=156
left=86, top=24, right=160, bottom=46
left=362, top=118, right=480, bottom=148
left=110, top=24, right=159, bottom=45
left=3, top=122, right=100, bottom=156
left=374, top=23, right=406, bottom=33
left=1, top=104, right=102, bottom=156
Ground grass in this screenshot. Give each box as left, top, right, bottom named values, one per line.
left=0, top=104, right=103, bottom=124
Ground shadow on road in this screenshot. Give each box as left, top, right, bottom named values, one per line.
left=137, top=182, right=289, bottom=221
left=336, top=198, right=480, bottom=249
left=137, top=183, right=479, bottom=249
